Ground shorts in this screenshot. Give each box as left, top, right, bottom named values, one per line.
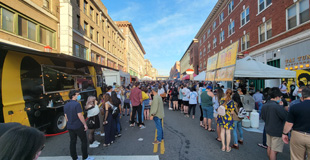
left=178, top=99, right=183, bottom=105
left=123, top=102, right=130, bottom=109
left=266, top=134, right=284, bottom=153
left=183, top=101, right=189, bottom=106
left=202, top=106, right=213, bottom=119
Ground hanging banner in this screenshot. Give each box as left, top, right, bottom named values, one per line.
left=217, top=41, right=239, bottom=69
left=205, top=71, right=215, bottom=81
left=206, top=53, right=218, bottom=71
left=215, top=66, right=235, bottom=81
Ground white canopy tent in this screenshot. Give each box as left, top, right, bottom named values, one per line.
left=234, top=56, right=296, bottom=79
left=194, top=71, right=206, bottom=81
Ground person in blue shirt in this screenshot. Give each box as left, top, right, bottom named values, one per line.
left=64, top=90, right=94, bottom=160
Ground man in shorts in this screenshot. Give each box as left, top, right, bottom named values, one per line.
left=261, top=88, right=288, bottom=160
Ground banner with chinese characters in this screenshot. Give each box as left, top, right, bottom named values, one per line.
left=216, top=41, right=239, bottom=69
left=205, top=71, right=215, bottom=81
left=215, top=66, right=235, bottom=81
left=206, top=53, right=218, bottom=71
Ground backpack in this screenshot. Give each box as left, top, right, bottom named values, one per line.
left=218, top=105, right=226, bottom=116
left=237, top=107, right=247, bottom=119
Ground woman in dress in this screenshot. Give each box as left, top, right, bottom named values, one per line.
left=85, top=96, right=100, bottom=148
left=103, top=94, right=116, bottom=147
left=217, top=89, right=235, bottom=152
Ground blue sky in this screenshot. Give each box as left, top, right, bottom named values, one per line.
left=101, top=0, right=217, bottom=76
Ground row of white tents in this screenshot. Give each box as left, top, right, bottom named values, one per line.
left=194, top=56, right=296, bottom=81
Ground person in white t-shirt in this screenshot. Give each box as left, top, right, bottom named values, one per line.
left=182, top=84, right=190, bottom=117
left=188, top=87, right=198, bottom=119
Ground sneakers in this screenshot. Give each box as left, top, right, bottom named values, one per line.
left=89, top=143, right=99, bottom=148
left=140, top=125, right=146, bottom=129
left=152, top=140, right=161, bottom=144
left=117, top=134, right=122, bottom=137
left=93, top=140, right=100, bottom=145
left=169, top=108, right=173, bottom=110
left=84, top=156, right=95, bottom=160
left=100, top=133, right=105, bottom=136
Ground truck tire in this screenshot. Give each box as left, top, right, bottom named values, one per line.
left=51, top=112, right=67, bottom=133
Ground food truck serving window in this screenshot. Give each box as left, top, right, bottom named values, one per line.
left=42, top=67, right=75, bottom=93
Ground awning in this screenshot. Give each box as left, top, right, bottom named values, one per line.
left=182, top=74, right=197, bottom=80
left=194, top=71, right=206, bottom=81
left=43, top=65, right=89, bottom=76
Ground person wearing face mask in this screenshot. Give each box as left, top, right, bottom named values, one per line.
left=261, top=87, right=288, bottom=160
left=290, top=86, right=306, bottom=107
left=85, top=96, right=100, bottom=148
left=64, top=90, right=94, bottom=160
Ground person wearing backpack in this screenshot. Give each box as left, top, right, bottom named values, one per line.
left=231, top=93, right=244, bottom=150
left=217, top=89, right=236, bottom=152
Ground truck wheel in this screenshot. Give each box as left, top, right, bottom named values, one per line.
left=51, top=112, right=67, bottom=133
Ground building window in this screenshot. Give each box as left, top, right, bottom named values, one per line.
left=207, top=29, right=211, bottom=37
left=213, top=21, right=217, bottom=31
left=90, top=27, right=94, bottom=40
left=203, top=47, right=206, bottom=55
left=18, top=16, right=28, bottom=38
left=77, top=15, right=80, bottom=30
left=207, top=43, right=211, bottom=53
left=40, top=27, right=55, bottom=48
left=219, top=12, right=224, bottom=24
left=102, top=36, right=105, bottom=48
left=96, top=13, right=99, bottom=24
left=90, top=7, right=93, bottom=18
left=27, top=21, right=36, bottom=41
left=241, top=7, right=250, bottom=27
left=108, top=41, right=110, bottom=51
left=259, top=20, right=272, bottom=43
left=97, top=31, right=99, bottom=43
left=43, top=0, right=50, bottom=10
left=2, top=8, right=14, bottom=32
left=200, top=51, right=202, bottom=56
left=203, top=34, right=206, bottom=42
left=213, top=37, right=217, bottom=48
left=241, top=33, right=250, bottom=51
left=74, top=43, right=80, bottom=57
left=287, top=0, right=309, bottom=30
left=228, top=21, right=235, bottom=36
left=83, top=0, right=87, bottom=13
left=219, top=30, right=225, bottom=43
left=84, top=21, right=88, bottom=36
left=73, top=42, right=87, bottom=59
left=102, top=20, right=105, bottom=31
left=258, top=0, right=272, bottom=13
left=228, top=0, right=234, bottom=14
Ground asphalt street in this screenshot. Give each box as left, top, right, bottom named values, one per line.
left=40, top=104, right=290, bottom=160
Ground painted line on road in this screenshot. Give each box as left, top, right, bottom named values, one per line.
left=38, top=155, right=159, bottom=160
left=153, top=118, right=165, bottom=154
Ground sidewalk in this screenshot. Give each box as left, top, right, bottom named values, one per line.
left=38, top=155, right=159, bottom=160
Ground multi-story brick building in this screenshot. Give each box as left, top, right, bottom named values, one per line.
left=180, top=40, right=196, bottom=78
left=116, top=21, right=146, bottom=79
left=0, top=0, right=59, bottom=52
left=65, top=0, right=126, bottom=71
left=189, top=39, right=199, bottom=75
left=169, top=61, right=180, bottom=79
left=195, top=0, right=310, bottom=87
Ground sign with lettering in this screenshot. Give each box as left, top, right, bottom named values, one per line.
left=205, top=71, right=215, bottom=81
left=206, top=53, right=218, bottom=71
left=215, top=66, right=235, bottom=81
left=216, top=41, right=239, bottom=69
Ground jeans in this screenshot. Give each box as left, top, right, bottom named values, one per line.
left=115, top=113, right=121, bottom=134
left=232, top=120, right=243, bottom=145
left=131, top=104, right=142, bottom=125
left=68, top=126, right=88, bottom=160
left=257, top=102, right=263, bottom=115
left=154, top=116, right=164, bottom=142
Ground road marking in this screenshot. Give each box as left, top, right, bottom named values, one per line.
left=38, top=155, right=159, bottom=160
left=153, top=118, right=165, bottom=154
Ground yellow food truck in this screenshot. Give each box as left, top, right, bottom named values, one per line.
left=0, top=42, right=111, bottom=133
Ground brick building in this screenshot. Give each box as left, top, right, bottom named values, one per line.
left=169, top=61, right=180, bottom=79
left=0, top=0, right=59, bottom=52
left=189, top=39, right=199, bottom=75
left=196, top=0, right=310, bottom=70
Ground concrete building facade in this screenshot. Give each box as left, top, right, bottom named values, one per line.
left=116, top=21, right=146, bottom=79
left=144, top=59, right=153, bottom=77
left=0, top=0, right=60, bottom=52
left=195, top=0, right=310, bottom=72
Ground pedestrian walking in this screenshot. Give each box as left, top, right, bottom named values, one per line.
left=129, top=82, right=144, bottom=128
left=188, top=87, right=198, bottom=119
left=64, top=90, right=94, bottom=160
left=217, top=89, right=235, bottom=152
left=85, top=96, right=100, bottom=148
left=231, top=93, right=244, bottom=150
left=282, top=87, right=310, bottom=160
left=150, top=87, right=165, bottom=144
left=261, top=87, right=288, bottom=160
left=103, top=94, right=116, bottom=147
left=201, top=86, right=215, bottom=131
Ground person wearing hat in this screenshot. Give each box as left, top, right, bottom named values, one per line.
left=150, top=87, right=165, bottom=144
left=201, top=86, right=215, bottom=131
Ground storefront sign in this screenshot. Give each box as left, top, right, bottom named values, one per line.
left=214, top=66, right=235, bottom=81
left=216, top=41, right=239, bottom=69
left=205, top=71, right=215, bottom=81
left=206, top=53, right=218, bottom=71
left=284, top=55, right=310, bottom=68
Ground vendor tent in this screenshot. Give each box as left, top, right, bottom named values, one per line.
left=182, top=74, right=197, bottom=80
left=194, top=71, right=206, bottom=81
left=234, top=56, right=296, bottom=78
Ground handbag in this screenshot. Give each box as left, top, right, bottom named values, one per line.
left=218, top=105, right=226, bottom=116
left=87, top=116, right=96, bottom=129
